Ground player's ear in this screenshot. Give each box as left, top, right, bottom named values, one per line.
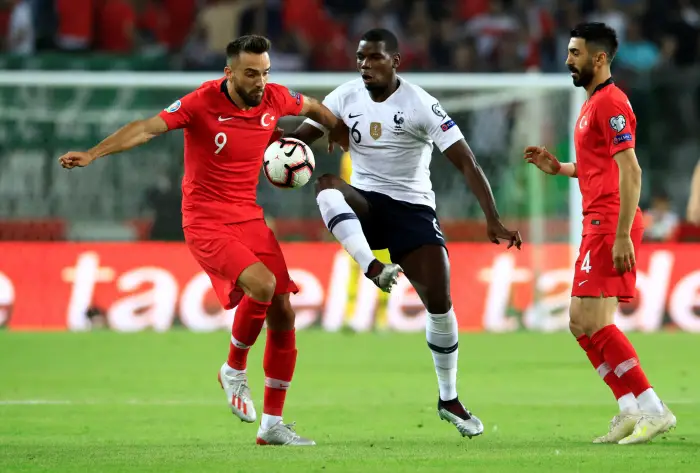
left=224, top=64, right=233, bottom=81
left=392, top=53, right=401, bottom=69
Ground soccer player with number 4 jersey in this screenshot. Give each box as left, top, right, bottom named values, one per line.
left=524, top=23, right=676, bottom=444
left=58, top=35, right=344, bottom=446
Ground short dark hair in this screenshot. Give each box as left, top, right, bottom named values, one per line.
left=226, top=35, right=271, bottom=59
left=360, top=28, right=399, bottom=54
left=570, top=23, right=618, bottom=62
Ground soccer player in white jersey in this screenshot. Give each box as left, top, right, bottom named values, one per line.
left=288, top=29, right=522, bottom=438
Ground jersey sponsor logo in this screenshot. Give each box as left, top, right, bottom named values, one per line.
left=289, top=89, right=301, bottom=105
left=432, top=102, right=446, bottom=119
left=613, top=132, right=632, bottom=145
left=260, top=113, right=275, bottom=127
left=348, top=113, right=362, bottom=119
left=370, top=122, right=382, bottom=140
left=440, top=119, right=456, bottom=132
left=165, top=100, right=181, bottom=113
left=609, top=114, right=627, bottom=132
left=218, top=116, right=234, bottom=122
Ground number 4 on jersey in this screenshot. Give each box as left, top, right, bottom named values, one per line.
left=580, top=250, right=592, bottom=273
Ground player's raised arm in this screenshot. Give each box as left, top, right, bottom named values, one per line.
left=444, top=140, right=522, bottom=249
left=523, top=146, right=578, bottom=178
left=58, top=115, right=169, bottom=168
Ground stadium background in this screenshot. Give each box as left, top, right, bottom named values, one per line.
left=1, top=0, right=700, bottom=332
left=2, top=2, right=700, bottom=472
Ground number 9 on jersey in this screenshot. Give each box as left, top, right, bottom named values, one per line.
left=263, top=137, right=315, bottom=189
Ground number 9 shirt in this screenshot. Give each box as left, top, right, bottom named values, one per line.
left=158, top=78, right=304, bottom=309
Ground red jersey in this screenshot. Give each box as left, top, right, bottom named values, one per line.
left=158, top=79, right=304, bottom=227
left=574, top=79, right=644, bottom=235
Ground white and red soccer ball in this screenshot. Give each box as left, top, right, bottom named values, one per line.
left=263, top=137, right=315, bottom=189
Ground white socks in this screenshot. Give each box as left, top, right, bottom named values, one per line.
left=426, top=308, right=459, bottom=401
left=317, top=189, right=375, bottom=272
left=637, top=388, right=664, bottom=415
left=617, top=393, right=639, bottom=414
left=261, top=414, right=282, bottom=430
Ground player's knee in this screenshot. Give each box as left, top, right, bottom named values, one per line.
left=241, top=266, right=277, bottom=302
left=252, top=275, right=276, bottom=302
left=314, top=173, right=340, bottom=194
left=424, top=294, right=452, bottom=315
left=569, top=320, right=585, bottom=338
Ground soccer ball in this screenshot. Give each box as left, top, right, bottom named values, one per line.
left=263, top=138, right=315, bottom=189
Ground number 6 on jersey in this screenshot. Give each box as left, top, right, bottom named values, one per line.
left=215, top=132, right=227, bottom=154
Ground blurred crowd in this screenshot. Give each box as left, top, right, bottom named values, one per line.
left=1, top=0, right=700, bottom=73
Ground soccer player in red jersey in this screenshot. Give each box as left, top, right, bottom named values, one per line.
left=58, top=35, right=344, bottom=446
left=524, top=23, right=676, bottom=444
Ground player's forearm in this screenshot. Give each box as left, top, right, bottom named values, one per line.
left=286, top=123, right=325, bottom=146
left=88, top=120, right=159, bottom=159
left=616, top=163, right=642, bottom=237
left=557, top=162, right=578, bottom=178
left=465, top=162, right=501, bottom=222
left=302, top=100, right=340, bottom=132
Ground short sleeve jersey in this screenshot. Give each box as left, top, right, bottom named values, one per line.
left=574, top=79, right=644, bottom=235
left=303, top=77, right=464, bottom=209
left=158, top=79, right=304, bottom=226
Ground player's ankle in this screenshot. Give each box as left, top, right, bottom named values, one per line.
left=364, top=259, right=383, bottom=278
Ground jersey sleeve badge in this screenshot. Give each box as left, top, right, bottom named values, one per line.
left=289, top=89, right=301, bottom=106
left=165, top=100, right=182, bottom=113
left=431, top=102, right=446, bottom=119
left=609, top=114, right=627, bottom=132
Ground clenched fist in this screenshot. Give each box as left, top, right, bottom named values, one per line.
left=58, top=151, right=96, bottom=169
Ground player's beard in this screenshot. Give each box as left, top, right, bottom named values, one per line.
left=235, top=83, right=264, bottom=107
left=570, top=62, right=594, bottom=88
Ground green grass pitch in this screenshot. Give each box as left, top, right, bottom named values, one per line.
left=1, top=331, right=698, bottom=472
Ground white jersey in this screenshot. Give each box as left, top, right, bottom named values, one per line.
left=303, top=77, right=464, bottom=209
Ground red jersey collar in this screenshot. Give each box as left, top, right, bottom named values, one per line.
left=590, top=77, right=614, bottom=98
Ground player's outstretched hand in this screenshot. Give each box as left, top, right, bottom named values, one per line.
left=487, top=220, right=523, bottom=249
left=58, top=151, right=96, bottom=169
left=612, top=235, right=635, bottom=273
left=327, top=121, right=350, bottom=153
left=523, top=146, right=561, bottom=175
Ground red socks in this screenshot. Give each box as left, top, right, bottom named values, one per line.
left=263, top=329, right=297, bottom=416
left=227, top=296, right=270, bottom=371
left=577, top=334, right=630, bottom=399
left=590, top=325, right=652, bottom=397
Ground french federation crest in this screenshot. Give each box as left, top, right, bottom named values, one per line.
left=370, top=122, right=382, bottom=140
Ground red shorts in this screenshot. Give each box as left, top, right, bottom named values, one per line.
left=571, top=229, right=643, bottom=303
left=183, top=219, right=297, bottom=310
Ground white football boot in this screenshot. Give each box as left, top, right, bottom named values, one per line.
left=217, top=363, right=256, bottom=423
left=437, top=398, right=484, bottom=439
left=366, top=260, right=403, bottom=293
left=256, top=421, right=316, bottom=446
left=592, top=413, right=641, bottom=443
left=618, top=403, right=676, bottom=445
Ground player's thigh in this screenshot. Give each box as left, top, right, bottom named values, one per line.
left=184, top=224, right=264, bottom=309
left=398, top=244, right=452, bottom=314
left=239, top=219, right=299, bottom=298
left=266, top=293, right=295, bottom=331
left=315, top=173, right=371, bottom=218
